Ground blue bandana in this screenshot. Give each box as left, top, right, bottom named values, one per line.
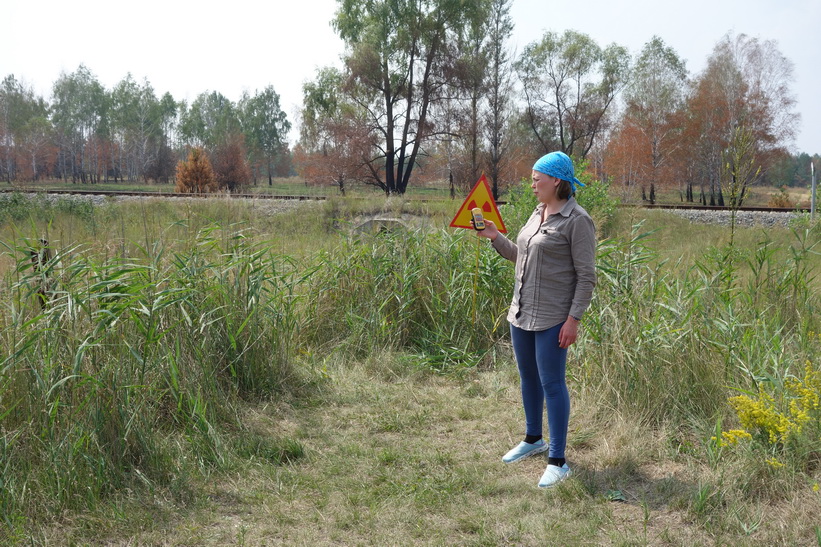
left=532, top=152, right=585, bottom=193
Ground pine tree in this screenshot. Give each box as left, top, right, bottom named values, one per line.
left=175, top=147, right=216, bottom=193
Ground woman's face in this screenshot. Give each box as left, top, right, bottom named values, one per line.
left=531, top=170, right=559, bottom=204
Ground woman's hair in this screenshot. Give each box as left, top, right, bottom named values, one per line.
left=557, top=179, right=573, bottom=200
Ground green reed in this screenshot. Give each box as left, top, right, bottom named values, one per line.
left=0, top=219, right=304, bottom=531
left=302, top=228, right=513, bottom=370
left=579, top=222, right=820, bottom=428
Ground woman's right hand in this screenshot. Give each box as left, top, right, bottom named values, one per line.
left=474, top=219, right=499, bottom=242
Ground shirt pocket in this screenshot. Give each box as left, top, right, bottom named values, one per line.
left=537, top=227, right=569, bottom=258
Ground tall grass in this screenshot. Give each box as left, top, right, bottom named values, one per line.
left=0, top=194, right=492, bottom=534
left=0, top=217, right=305, bottom=534
left=581, top=221, right=820, bottom=425
left=0, top=189, right=819, bottom=539
left=302, top=228, right=512, bottom=370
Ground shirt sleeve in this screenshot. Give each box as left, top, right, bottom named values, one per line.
left=568, top=213, right=597, bottom=319
left=490, top=232, right=518, bottom=263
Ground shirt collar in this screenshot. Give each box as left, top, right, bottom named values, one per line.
left=559, top=197, right=577, bottom=217
left=536, top=197, right=577, bottom=219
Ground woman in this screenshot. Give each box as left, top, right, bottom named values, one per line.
left=476, top=151, right=596, bottom=488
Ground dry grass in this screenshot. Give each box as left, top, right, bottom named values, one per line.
left=35, top=348, right=821, bottom=546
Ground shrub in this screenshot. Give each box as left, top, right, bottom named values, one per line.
left=212, top=134, right=252, bottom=193
left=176, top=148, right=217, bottom=194
left=0, top=193, right=95, bottom=225
left=768, top=186, right=795, bottom=208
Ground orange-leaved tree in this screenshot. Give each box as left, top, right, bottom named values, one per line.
left=683, top=33, right=798, bottom=206
left=295, top=67, right=373, bottom=195
left=602, top=116, right=646, bottom=203
left=175, top=147, right=217, bottom=193
left=212, top=133, right=251, bottom=193
left=620, top=36, right=688, bottom=204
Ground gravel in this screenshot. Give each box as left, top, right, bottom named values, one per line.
left=9, top=192, right=306, bottom=216
left=5, top=192, right=806, bottom=226
left=654, top=208, right=800, bottom=228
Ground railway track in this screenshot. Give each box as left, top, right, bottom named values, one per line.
left=0, top=187, right=326, bottom=201
left=0, top=187, right=812, bottom=214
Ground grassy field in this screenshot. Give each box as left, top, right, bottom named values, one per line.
left=1, top=186, right=821, bottom=545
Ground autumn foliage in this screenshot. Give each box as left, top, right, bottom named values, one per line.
left=293, top=125, right=372, bottom=196
left=175, top=147, right=217, bottom=194
left=212, top=134, right=251, bottom=193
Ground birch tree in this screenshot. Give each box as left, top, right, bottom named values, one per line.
left=515, top=30, right=630, bottom=159
left=239, top=86, right=291, bottom=186
left=483, top=0, right=514, bottom=199
left=685, top=33, right=799, bottom=206
left=51, top=65, right=107, bottom=183
left=622, top=36, right=688, bottom=203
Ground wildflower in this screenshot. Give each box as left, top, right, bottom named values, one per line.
left=718, top=429, right=752, bottom=447
left=724, top=359, right=821, bottom=472
left=729, top=393, right=790, bottom=444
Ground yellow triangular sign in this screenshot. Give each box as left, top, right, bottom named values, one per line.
left=449, top=174, right=507, bottom=233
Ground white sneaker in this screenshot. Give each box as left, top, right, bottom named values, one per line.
left=538, top=463, right=571, bottom=488
left=501, top=440, right=548, bottom=463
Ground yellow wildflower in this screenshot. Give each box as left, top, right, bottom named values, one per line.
left=724, top=359, right=821, bottom=472
left=719, top=429, right=752, bottom=447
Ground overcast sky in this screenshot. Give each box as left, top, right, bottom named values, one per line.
left=4, top=0, right=819, bottom=154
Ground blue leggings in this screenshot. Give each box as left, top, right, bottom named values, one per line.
left=510, top=323, right=569, bottom=459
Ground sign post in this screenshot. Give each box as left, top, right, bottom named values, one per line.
left=812, top=160, right=817, bottom=221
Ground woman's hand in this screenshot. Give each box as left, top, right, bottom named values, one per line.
left=558, top=316, right=579, bottom=348
left=474, top=219, right=500, bottom=242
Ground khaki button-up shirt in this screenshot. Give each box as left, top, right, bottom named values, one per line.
left=491, top=197, right=596, bottom=331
